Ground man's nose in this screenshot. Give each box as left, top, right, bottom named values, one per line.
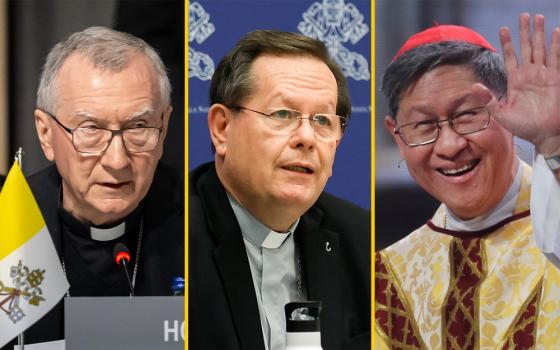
left=99, top=134, right=131, bottom=169
left=289, top=118, right=316, bottom=150
left=433, top=121, right=468, bottom=158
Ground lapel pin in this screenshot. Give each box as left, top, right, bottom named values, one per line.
left=325, top=242, right=332, bottom=252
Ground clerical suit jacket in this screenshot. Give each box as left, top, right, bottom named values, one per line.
left=189, top=162, right=370, bottom=350
left=2, top=162, right=184, bottom=348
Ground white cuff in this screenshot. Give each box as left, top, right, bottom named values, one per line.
left=531, top=154, right=560, bottom=268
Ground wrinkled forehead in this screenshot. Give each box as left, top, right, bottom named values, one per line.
left=54, top=54, right=162, bottom=118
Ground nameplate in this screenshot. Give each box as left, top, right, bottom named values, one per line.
left=65, top=296, right=184, bottom=350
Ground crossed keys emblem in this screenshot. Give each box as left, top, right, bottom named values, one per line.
left=0, top=260, right=46, bottom=323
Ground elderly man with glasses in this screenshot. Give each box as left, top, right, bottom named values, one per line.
left=12, top=27, right=184, bottom=346
left=189, top=30, right=370, bottom=350
left=376, top=14, right=560, bottom=349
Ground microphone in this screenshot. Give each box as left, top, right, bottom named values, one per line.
left=113, top=243, right=134, bottom=297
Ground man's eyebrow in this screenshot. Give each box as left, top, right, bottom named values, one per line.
left=447, top=93, right=472, bottom=110
left=129, top=107, right=155, bottom=119
left=72, top=107, right=156, bottom=120
left=74, top=110, right=99, bottom=119
left=407, top=93, right=472, bottom=117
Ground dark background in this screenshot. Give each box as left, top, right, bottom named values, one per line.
left=7, top=0, right=184, bottom=177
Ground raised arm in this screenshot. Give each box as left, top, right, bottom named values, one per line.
left=488, top=13, right=560, bottom=179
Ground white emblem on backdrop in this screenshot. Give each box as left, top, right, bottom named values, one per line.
left=188, top=1, right=216, bottom=81
left=298, top=0, right=370, bottom=81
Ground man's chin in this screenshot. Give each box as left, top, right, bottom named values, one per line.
left=440, top=195, right=487, bottom=220
left=274, top=189, right=320, bottom=209
left=89, top=199, right=139, bottom=225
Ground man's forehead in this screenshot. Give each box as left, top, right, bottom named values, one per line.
left=54, top=53, right=161, bottom=115
left=399, top=65, right=479, bottom=109
left=250, top=53, right=326, bottom=70
left=247, top=54, right=337, bottom=101
left=72, top=106, right=156, bottom=119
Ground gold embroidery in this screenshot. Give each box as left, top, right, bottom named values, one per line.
left=442, top=238, right=485, bottom=350
left=536, top=264, right=560, bottom=348
left=375, top=251, right=428, bottom=350
left=497, top=278, right=542, bottom=349
left=379, top=162, right=560, bottom=348
left=480, top=216, right=545, bottom=348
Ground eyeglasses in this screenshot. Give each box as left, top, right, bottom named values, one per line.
left=394, top=106, right=490, bottom=147
left=232, top=106, right=347, bottom=141
left=43, top=111, right=163, bottom=154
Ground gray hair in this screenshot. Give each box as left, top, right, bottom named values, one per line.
left=382, top=41, right=507, bottom=119
left=37, top=26, right=171, bottom=113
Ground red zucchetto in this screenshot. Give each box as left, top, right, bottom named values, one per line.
left=393, top=24, right=496, bottom=61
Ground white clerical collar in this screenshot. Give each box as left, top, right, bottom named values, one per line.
left=445, top=160, right=522, bottom=232
left=58, top=183, right=128, bottom=241
left=227, top=193, right=299, bottom=248
left=262, top=231, right=291, bottom=249
left=90, top=222, right=126, bottom=241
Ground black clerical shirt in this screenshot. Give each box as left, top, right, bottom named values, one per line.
left=59, top=204, right=144, bottom=297
left=3, top=163, right=184, bottom=349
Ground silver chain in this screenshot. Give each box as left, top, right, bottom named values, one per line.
left=295, top=242, right=303, bottom=301
left=130, top=216, right=144, bottom=292
left=62, top=216, right=144, bottom=297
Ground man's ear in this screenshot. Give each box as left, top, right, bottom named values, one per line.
left=35, top=109, right=55, bottom=161
left=384, top=115, right=406, bottom=159
left=161, top=105, right=173, bottom=141
left=208, top=104, right=230, bottom=156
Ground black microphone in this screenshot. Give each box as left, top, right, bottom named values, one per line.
left=113, top=243, right=134, bottom=297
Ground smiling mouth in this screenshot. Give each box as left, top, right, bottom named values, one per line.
left=438, top=160, right=480, bottom=177
left=283, top=165, right=314, bottom=174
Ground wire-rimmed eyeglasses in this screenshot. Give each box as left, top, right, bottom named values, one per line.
left=42, top=110, right=163, bottom=154
left=231, top=106, right=348, bottom=141
left=394, top=106, right=490, bottom=147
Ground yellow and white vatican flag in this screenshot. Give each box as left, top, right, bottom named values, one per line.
left=0, top=162, right=69, bottom=347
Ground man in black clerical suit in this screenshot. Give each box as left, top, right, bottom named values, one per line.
left=4, top=27, right=183, bottom=348
left=189, top=31, right=370, bottom=350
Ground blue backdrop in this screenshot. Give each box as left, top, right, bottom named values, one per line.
left=188, top=0, right=371, bottom=209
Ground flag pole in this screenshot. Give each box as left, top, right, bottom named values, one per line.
left=17, top=333, right=24, bottom=350
left=14, top=146, right=24, bottom=349
left=14, top=147, right=23, bottom=168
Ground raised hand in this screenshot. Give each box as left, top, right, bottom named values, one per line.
left=486, top=13, right=560, bottom=157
